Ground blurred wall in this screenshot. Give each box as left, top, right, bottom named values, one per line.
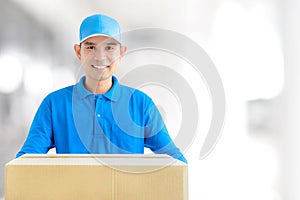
left=0, top=0, right=58, bottom=196
left=281, top=0, right=300, bottom=199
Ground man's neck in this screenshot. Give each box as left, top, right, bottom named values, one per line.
left=84, top=77, right=113, bottom=94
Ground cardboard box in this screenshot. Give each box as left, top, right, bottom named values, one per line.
left=5, top=154, right=188, bottom=200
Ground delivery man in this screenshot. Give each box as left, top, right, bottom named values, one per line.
left=16, top=14, right=187, bottom=163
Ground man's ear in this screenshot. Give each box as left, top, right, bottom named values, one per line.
left=120, top=46, right=127, bottom=58
left=74, top=44, right=81, bottom=60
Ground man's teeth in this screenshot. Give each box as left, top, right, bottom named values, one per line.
left=92, top=65, right=107, bottom=69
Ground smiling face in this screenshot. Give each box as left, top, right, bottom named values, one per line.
left=74, top=35, right=127, bottom=83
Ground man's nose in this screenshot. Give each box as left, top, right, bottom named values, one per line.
left=93, top=47, right=106, bottom=61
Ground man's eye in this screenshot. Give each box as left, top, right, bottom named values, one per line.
left=86, top=46, right=95, bottom=50
left=105, top=46, right=114, bottom=51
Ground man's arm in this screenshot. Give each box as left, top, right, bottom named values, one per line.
left=16, top=98, right=54, bottom=158
left=144, top=100, right=187, bottom=164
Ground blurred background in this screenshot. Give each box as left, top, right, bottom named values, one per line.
left=0, top=0, right=299, bottom=199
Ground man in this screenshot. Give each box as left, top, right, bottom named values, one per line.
left=16, top=14, right=187, bottom=163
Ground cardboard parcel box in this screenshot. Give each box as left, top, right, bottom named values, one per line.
left=5, top=154, right=188, bottom=200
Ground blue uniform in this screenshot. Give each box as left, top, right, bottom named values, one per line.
left=17, top=76, right=187, bottom=163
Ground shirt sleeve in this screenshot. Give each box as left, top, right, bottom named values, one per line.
left=143, top=99, right=187, bottom=164
left=16, top=97, right=55, bottom=158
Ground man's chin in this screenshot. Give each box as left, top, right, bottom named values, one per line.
left=91, top=74, right=112, bottom=82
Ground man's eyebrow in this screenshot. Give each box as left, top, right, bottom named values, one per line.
left=105, top=42, right=118, bottom=46
left=82, top=42, right=118, bottom=46
left=82, top=42, right=96, bottom=46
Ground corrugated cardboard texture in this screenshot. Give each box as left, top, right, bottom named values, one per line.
left=5, top=154, right=188, bottom=200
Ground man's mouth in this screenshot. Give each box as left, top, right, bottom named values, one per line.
left=91, top=65, right=109, bottom=69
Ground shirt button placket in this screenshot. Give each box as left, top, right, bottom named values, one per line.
left=95, top=96, right=102, bottom=120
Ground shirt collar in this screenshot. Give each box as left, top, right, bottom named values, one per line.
left=75, top=76, right=120, bottom=102
left=103, top=76, right=120, bottom=102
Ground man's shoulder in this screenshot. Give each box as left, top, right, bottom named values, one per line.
left=117, top=83, right=154, bottom=107
left=45, top=85, right=74, bottom=100
left=118, top=84, right=150, bottom=99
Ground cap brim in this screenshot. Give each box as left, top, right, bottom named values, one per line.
left=79, top=33, right=121, bottom=44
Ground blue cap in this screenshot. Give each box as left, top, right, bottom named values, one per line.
left=79, top=14, right=121, bottom=43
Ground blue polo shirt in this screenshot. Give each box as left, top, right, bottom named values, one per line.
left=16, top=76, right=187, bottom=163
